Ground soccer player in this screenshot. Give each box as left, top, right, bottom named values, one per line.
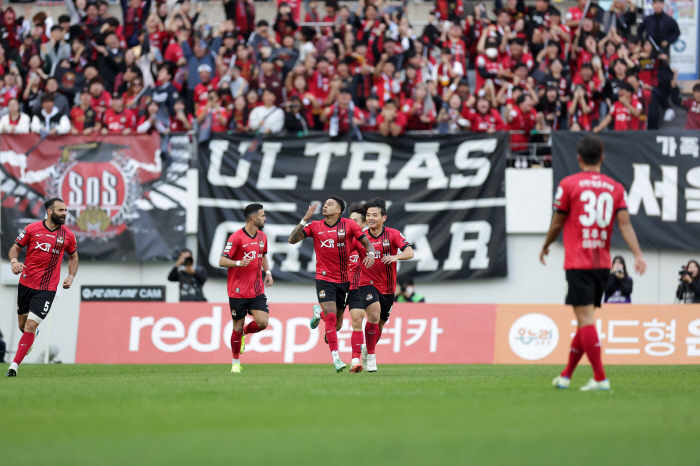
left=219, top=204, right=273, bottom=374
left=540, top=136, right=646, bottom=391
left=358, top=198, right=414, bottom=372
left=288, top=197, right=376, bottom=373
left=6, top=198, right=78, bottom=377
left=345, top=202, right=369, bottom=373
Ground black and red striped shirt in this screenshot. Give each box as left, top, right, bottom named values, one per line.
left=359, top=226, right=410, bottom=295
left=222, top=228, right=267, bottom=299
left=303, top=218, right=366, bottom=283
left=15, top=221, right=77, bottom=291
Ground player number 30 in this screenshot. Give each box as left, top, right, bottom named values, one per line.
left=579, top=190, right=614, bottom=228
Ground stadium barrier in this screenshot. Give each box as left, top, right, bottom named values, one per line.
left=75, top=302, right=700, bottom=364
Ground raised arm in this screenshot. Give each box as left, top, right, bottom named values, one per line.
left=616, top=209, right=646, bottom=274
left=288, top=203, right=318, bottom=244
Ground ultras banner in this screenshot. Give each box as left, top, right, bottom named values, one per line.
left=198, top=132, right=508, bottom=282
left=0, top=133, right=187, bottom=261
left=552, top=130, right=700, bottom=251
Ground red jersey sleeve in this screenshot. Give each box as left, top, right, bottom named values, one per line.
left=302, top=222, right=315, bottom=238
left=392, top=228, right=411, bottom=252
left=65, top=231, right=77, bottom=254
left=15, top=225, right=31, bottom=247
left=262, top=234, right=268, bottom=254
left=222, top=233, right=238, bottom=258
left=553, top=178, right=572, bottom=213
left=347, top=220, right=366, bottom=240
left=615, top=181, right=628, bottom=212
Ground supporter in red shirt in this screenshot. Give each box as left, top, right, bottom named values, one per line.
left=164, top=29, right=187, bottom=67
left=169, top=98, right=194, bottom=132
left=70, top=90, right=101, bottom=134
left=467, top=96, right=506, bottom=133
left=506, top=94, right=539, bottom=152
left=565, top=0, right=588, bottom=29
left=593, top=83, right=642, bottom=133
left=432, top=47, right=464, bottom=99
left=89, top=78, right=112, bottom=121
left=259, top=60, right=285, bottom=107
left=571, top=63, right=603, bottom=117
left=568, top=85, right=594, bottom=132
left=196, top=89, right=229, bottom=132
left=101, top=93, right=137, bottom=134
left=373, top=59, right=401, bottom=107
left=321, top=88, right=365, bottom=137
left=193, top=64, right=219, bottom=113
left=402, top=83, right=437, bottom=131
left=377, top=99, right=407, bottom=137
left=361, top=94, right=381, bottom=132
left=475, top=39, right=504, bottom=92
left=503, top=38, right=535, bottom=74
left=681, top=83, right=700, bottom=130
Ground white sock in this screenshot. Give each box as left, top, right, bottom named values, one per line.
left=232, top=358, right=240, bottom=364
left=331, top=350, right=339, bottom=361
left=368, top=354, right=376, bottom=361
left=9, top=362, right=18, bottom=370
left=351, top=358, right=359, bottom=366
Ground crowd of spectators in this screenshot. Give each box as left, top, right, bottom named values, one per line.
left=0, top=0, right=698, bottom=158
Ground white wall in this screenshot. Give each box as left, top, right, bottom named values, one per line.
left=2, top=169, right=697, bottom=363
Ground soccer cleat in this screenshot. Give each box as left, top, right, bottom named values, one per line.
left=240, top=334, right=245, bottom=355
left=231, top=363, right=242, bottom=373
left=349, top=364, right=363, bottom=373
left=6, top=362, right=18, bottom=377
left=366, top=354, right=377, bottom=372
left=361, top=344, right=368, bottom=371
left=333, top=358, right=346, bottom=373
left=26, top=329, right=39, bottom=356
left=552, top=375, right=570, bottom=389
left=580, top=378, right=611, bottom=391
left=310, top=304, right=322, bottom=329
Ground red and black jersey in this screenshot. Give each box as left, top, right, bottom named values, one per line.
left=303, top=217, right=366, bottom=283
left=70, top=106, right=98, bottom=132
left=222, top=228, right=267, bottom=299
left=15, top=221, right=77, bottom=291
left=466, top=108, right=506, bottom=132
left=683, top=98, right=700, bottom=130
left=348, top=236, right=365, bottom=291
left=102, top=109, right=136, bottom=132
left=553, top=172, right=628, bottom=270
left=359, top=226, right=410, bottom=295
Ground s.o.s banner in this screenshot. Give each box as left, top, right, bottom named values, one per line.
left=0, top=134, right=186, bottom=260
left=198, top=132, right=508, bottom=282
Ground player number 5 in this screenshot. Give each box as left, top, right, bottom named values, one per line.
left=579, top=190, right=614, bottom=228
left=44, top=301, right=50, bottom=312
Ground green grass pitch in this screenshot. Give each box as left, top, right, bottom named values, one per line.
left=1, top=364, right=699, bottom=465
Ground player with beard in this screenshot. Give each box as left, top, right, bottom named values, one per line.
left=288, top=197, right=376, bottom=373
left=358, top=198, right=413, bottom=372
left=7, top=198, right=78, bottom=377
left=219, top=204, right=273, bottom=374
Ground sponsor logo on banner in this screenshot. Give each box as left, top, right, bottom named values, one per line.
left=508, top=313, right=559, bottom=360
left=81, top=286, right=166, bottom=301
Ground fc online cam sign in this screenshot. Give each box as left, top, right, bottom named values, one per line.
left=81, top=286, right=166, bottom=302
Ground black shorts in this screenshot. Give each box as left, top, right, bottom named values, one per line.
left=315, top=280, right=349, bottom=312
left=359, top=285, right=394, bottom=322
left=17, top=284, right=56, bottom=322
left=229, top=294, right=268, bottom=320
left=347, top=289, right=363, bottom=310
left=565, top=269, right=609, bottom=308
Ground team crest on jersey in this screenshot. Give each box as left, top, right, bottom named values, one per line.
left=319, top=290, right=326, bottom=298
left=322, top=271, right=327, bottom=276
left=382, top=239, right=390, bottom=248
left=366, top=294, right=373, bottom=301
left=338, top=229, right=345, bottom=240
left=259, top=240, right=264, bottom=248
left=236, top=288, right=240, bottom=293
left=57, top=236, right=64, bottom=245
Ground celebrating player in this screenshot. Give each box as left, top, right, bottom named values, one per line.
left=540, top=136, right=646, bottom=391
left=288, top=197, right=376, bottom=373
left=345, top=202, right=369, bottom=373
left=358, top=198, right=414, bottom=372
left=6, top=198, right=78, bottom=377
left=219, top=204, right=273, bottom=374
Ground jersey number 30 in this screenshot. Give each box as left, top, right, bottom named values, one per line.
left=579, top=190, right=614, bottom=228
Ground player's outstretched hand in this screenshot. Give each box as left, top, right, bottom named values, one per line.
left=634, top=255, right=647, bottom=275
left=363, top=254, right=375, bottom=268
left=11, top=261, right=24, bottom=275
left=381, top=255, right=398, bottom=264
left=63, top=274, right=74, bottom=289
left=539, top=246, right=549, bottom=265
left=304, top=203, right=319, bottom=221
left=264, top=273, right=273, bottom=287
left=238, top=259, right=252, bottom=267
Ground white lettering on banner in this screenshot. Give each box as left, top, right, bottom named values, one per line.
left=606, top=320, right=640, bottom=354
left=628, top=164, right=678, bottom=221
left=643, top=319, right=675, bottom=356
left=686, top=319, right=700, bottom=356
left=139, top=288, right=162, bottom=299
left=207, top=140, right=250, bottom=188
left=304, top=142, right=348, bottom=190
left=152, top=317, right=189, bottom=353
left=377, top=318, right=403, bottom=352
left=680, top=137, right=699, bottom=158
left=188, top=306, right=222, bottom=352
left=102, top=171, right=118, bottom=205
left=402, top=225, right=439, bottom=271
left=222, top=317, right=284, bottom=352
left=449, top=139, right=495, bottom=188
left=430, top=318, right=444, bottom=353
left=405, top=319, right=427, bottom=346
left=257, top=143, right=298, bottom=189
left=284, top=317, right=319, bottom=363
left=686, top=167, right=700, bottom=222
left=388, top=143, right=448, bottom=190
left=129, top=316, right=154, bottom=351
left=341, top=142, right=391, bottom=190
left=656, top=136, right=678, bottom=156
left=69, top=171, right=83, bottom=205
left=306, top=251, right=317, bottom=273
left=444, top=221, right=491, bottom=270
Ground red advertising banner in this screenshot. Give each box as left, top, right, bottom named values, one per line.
left=75, top=302, right=497, bottom=364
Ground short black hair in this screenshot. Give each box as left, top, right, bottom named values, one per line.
left=329, top=195, right=346, bottom=214
left=577, top=135, right=604, bottom=166
left=58, top=14, right=71, bottom=23
left=257, top=20, right=269, bottom=28
left=348, top=202, right=365, bottom=218
left=40, top=93, right=55, bottom=104
left=580, top=63, right=594, bottom=72
left=44, top=198, right=64, bottom=212
left=384, top=99, right=397, bottom=107
left=693, top=83, right=700, bottom=93
left=244, top=203, right=264, bottom=219
left=364, top=197, right=387, bottom=216
left=516, top=94, right=529, bottom=105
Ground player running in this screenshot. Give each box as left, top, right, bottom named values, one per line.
left=219, top=204, right=273, bottom=374
left=345, top=203, right=369, bottom=373
left=6, top=198, right=78, bottom=377
left=358, top=198, right=414, bottom=372
left=540, top=135, right=646, bottom=391
left=288, top=197, right=376, bottom=373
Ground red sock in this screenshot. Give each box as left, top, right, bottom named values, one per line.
left=231, top=330, right=243, bottom=359
left=244, top=321, right=263, bottom=335
left=365, top=322, right=379, bottom=354
left=323, top=312, right=338, bottom=352
left=376, top=327, right=383, bottom=343
left=13, top=331, right=35, bottom=365
left=351, top=331, right=363, bottom=360
left=561, top=329, right=584, bottom=378
left=580, top=324, right=606, bottom=381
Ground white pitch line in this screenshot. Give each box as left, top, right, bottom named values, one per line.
left=404, top=198, right=507, bottom=211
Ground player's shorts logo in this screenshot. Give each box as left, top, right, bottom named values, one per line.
left=35, top=242, right=51, bottom=252
left=366, top=294, right=373, bottom=301
left=319, top=290, right=326, bottom=298
left=382, top=239, right=390, bottom=248
left=322, top=271, right=327, bottom=276
left=243, top=251, right=257, bottom=260
left=508, top=313, right=559, bottom=361
left=320, top=239, right=335, bottom=248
